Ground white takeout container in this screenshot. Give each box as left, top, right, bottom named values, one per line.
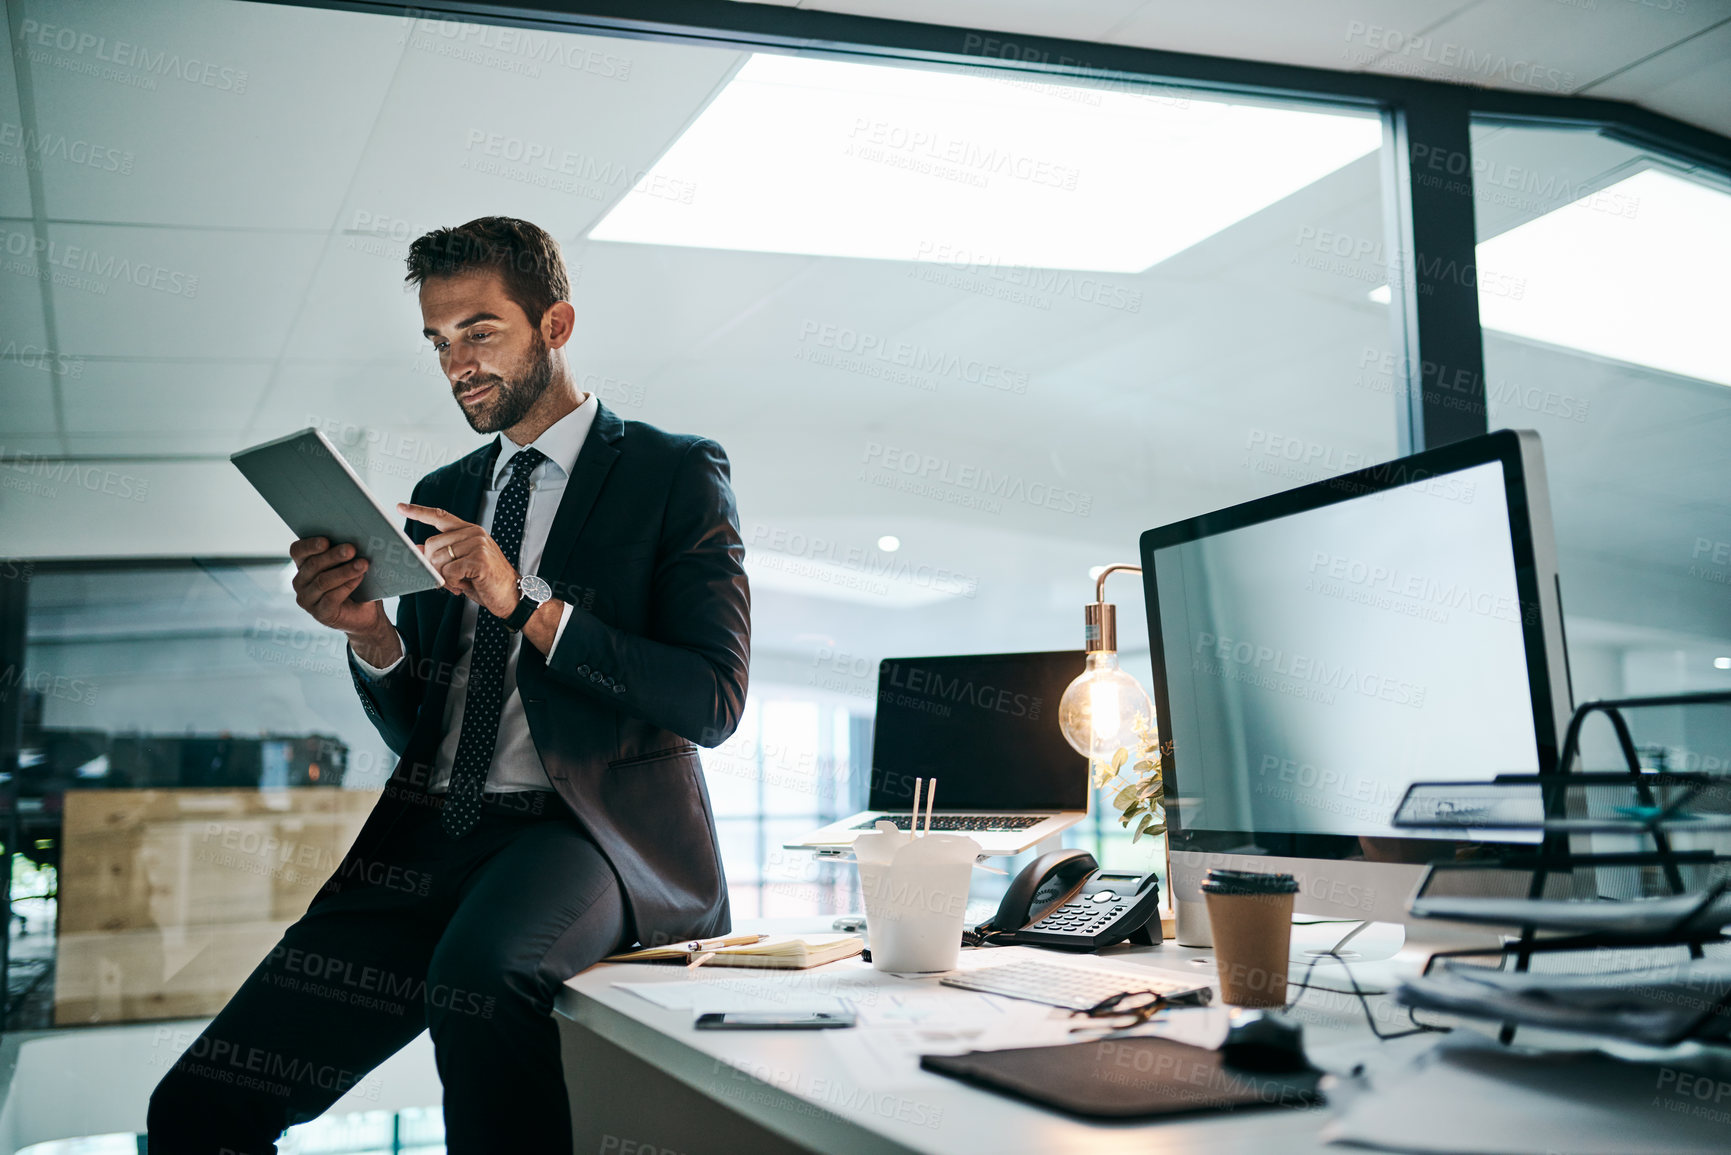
left=854, top=822, right=982, bottom=973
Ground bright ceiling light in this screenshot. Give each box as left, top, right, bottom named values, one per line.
left=876, top=535, right=901, bottom=552
left=1367, top=284, right=1392, bottom=305
left=1476, top=169, right=1731, bottom=387
left=1715, top=656, right=1731, bottom=670
left=590, top=53, right=1382, bottom=273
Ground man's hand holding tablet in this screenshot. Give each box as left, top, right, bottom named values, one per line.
left=288, top=535, right=403, bottom=669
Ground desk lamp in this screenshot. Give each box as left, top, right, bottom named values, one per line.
left=1057, top=563, right=1155, bottom=767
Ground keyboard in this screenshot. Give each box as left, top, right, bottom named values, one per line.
left=941, top=958, right=1212, bottom=1012
left=850, top=814, right=1047, bottom=832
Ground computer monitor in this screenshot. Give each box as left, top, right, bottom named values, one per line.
left=1139, top=430, right=1571, bottom=947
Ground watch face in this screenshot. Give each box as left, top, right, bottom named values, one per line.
left=518, top=573, right=552, bottom=602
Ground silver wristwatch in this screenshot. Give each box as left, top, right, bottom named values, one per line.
left=503, top=573, right=552, bottom=632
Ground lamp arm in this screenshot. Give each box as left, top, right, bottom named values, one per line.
left=1093, top=563, right=1142, bottom=604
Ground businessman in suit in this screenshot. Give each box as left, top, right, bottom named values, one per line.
left=148, top=217, right=750, bottom=1154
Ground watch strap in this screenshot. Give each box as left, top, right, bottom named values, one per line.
left=502, top=594, right=539, bottom=632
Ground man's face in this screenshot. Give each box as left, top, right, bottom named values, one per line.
left=419, top=269, right=554, bottom=434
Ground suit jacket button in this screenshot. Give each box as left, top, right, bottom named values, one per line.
left=577, top=664, right=592, bottom=676
left=613, top=684, right=626, bottom=694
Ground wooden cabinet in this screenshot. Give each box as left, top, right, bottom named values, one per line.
left=55, top=788, right=379, bottom=1025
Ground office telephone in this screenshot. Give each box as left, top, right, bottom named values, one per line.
left=970, top=848, right=1163, bottom=950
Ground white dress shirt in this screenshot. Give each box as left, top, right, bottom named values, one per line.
left=352, top=392, right=598, bottom=793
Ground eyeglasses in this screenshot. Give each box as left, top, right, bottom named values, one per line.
left=1068, top=989, right=1170, bottom=1034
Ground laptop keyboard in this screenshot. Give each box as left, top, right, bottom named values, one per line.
left=850, top=814, right=1047, bottom=832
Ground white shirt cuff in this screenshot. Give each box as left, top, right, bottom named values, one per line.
left=551, top=601, right=575, bottom=654
left=351, top=631, right=406, bottom=679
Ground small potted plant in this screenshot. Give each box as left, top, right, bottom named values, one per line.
left=1091, top=710, right=1166, bottom=859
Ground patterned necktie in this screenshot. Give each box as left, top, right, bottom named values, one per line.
left=441, top=445, right=546, bottom=837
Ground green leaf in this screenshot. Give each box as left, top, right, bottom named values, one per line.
left=1113, top=781, right=1141, bottom=809
left=1111, top=746, right=1129, bottom=772
left=1133, top=760, right=1157, bottom=774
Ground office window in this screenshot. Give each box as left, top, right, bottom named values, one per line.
left=1469, top=122, right=1731, bottom=770
left=0, top=0, right=1411, bottom=1010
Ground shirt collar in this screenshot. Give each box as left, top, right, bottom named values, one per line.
left=492, top=391, right=598, bottom=489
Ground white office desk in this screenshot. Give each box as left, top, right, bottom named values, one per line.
left=553, top=920, right=1451, bottom=1155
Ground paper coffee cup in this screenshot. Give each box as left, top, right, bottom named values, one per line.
left=1202, top=870, right=1298, bottom=1008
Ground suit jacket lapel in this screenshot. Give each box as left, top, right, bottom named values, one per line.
left=540, top=401, right=623, bottom=580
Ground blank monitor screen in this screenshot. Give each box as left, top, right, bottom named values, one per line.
left=1148, top=458, right=1545, bottom=843
left=868, top=652, right=1088, bottom=811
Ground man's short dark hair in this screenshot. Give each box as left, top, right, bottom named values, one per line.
left=405, top=216, right=570, bottom=327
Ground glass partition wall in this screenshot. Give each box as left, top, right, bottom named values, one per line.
left=6, top=0, right=1723, bottom=1045
left=1467, top=121, right=1731, bottom=770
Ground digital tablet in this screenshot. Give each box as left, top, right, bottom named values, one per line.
left=232, top=427, right=445, bottom=602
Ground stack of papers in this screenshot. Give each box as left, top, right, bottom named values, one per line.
left=1397, top=958, right=1731, bottom=1046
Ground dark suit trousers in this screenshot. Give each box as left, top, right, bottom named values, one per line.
left=146, top=786, right=626, bottom=1155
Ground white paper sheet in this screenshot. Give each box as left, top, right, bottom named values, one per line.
left=1323, top=1034, right=1731, bottom=1155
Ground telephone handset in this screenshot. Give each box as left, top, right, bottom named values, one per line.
left=970, top=848, right=1163, bottom=951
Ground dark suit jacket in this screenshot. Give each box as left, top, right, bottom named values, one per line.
left=330, top=401, right=750, bottom=947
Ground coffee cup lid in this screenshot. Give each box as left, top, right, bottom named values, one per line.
left=1201, top=868, right=1299, bottom=896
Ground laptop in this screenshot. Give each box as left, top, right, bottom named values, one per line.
left=786, top=651, right=1090, bottom=858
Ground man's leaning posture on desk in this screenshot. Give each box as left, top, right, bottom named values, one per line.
left=148, top=217, right=751, bottom=1154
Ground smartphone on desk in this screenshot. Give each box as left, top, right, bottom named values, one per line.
left=694, top=1010, right=856, bottom=1030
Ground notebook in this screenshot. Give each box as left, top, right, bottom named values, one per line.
left=605, top=933, right=864, bottom=970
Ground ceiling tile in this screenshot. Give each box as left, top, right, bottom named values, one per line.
left=46, top=223, right=325, bottom=358
left=59, top=359, right=273, bottom=438
left=1104, top=1, right=1472, bottom=71
left=1582, top=20, right=1731, bottom=138
left=18, top=0, right=400, bottom=228
left=0, top=359, right=60, bottom=439
left=1361, top=0, right=1731, bottom=95
left=335, top=31, right=744, bottom=246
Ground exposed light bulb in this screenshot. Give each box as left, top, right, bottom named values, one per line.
left=1059, top=650, right=1154, bottom=765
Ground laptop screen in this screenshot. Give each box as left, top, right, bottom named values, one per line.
left=868, top=652, right=1090, bottom=811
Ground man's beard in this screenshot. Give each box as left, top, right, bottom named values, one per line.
left=455, top=332, right=554, bottom=434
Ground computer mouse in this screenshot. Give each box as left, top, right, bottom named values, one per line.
left=1219, top=1011, right=1312, bottom=1073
